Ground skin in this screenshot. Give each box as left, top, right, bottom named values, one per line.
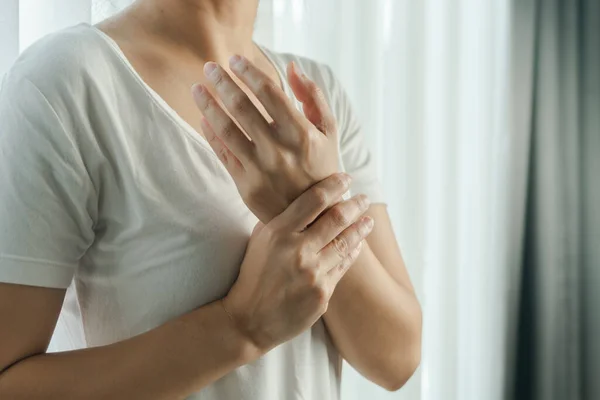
left=0, top=175, right=368, bottom=399
left=194, top=56, right=421, bottom=390
left=0, top=0, right=422, bottom=397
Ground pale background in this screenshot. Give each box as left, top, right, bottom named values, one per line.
left=5, top=1, right=597, bottom=400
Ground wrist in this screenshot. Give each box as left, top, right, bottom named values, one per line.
left=219, top=298, right=265, bottom=363
left=221, top=294, right=278, bottom=355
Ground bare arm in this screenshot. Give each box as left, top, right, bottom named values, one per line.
left=192, top=55, right=422, bottom=391
left=0, top=283, right=258, bottom=399
left=323, top=205, right=422, bottom=391
left=0, top=173, right=369, bottom=399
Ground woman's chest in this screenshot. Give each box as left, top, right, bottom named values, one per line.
left=118, top=42, right=282, bottom=137
left=76, top=107, right=258, bottom=337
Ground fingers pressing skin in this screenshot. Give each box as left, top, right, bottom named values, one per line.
left=326, top=239, right=364, bottom=284
left=320, top=215, right=374, bottom=267
left=192, top=82, right=255, bottom=163
left=305, top=193, right=371, bottom=251
left=202, top=62, right=273, bottom=144
left=272, top=172, right=352, bottom=232
left=228, top=55, right=311, bottom=136
left=287, top=62, right=337, bottom=135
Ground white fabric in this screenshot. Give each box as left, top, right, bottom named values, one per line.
left=0, top=23, right=383, bottom=400
left=255, top=2, right=515, bottom=400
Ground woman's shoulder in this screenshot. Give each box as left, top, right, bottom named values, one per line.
left=2, top=24, right=109, bottom=99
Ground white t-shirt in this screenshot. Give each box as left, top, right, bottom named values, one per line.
left=0, top=23, right=384, bottom=400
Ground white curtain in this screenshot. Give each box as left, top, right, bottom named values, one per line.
left=0, top=1, right=520, bottom=400
left=256, top=2, right=517, bottom=400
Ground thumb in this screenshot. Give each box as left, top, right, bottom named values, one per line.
left=287, top=62, right=337, bottom=135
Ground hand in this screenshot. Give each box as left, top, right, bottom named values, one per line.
left=222, top=173, right=374, bottom=352
left=192, top=55, right=340, bottom=223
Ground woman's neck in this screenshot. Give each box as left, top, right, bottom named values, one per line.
left=128, top=0, right=260, bottom=62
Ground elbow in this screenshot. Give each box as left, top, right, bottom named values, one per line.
left=382, top=343, right=421, bottom=392
left=381, top=303, right=423, bottom=392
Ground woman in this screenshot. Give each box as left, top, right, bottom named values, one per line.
left=0, top=0, right=421, bottom=398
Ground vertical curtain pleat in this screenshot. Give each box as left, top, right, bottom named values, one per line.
left=422, top=1, right=513, bottom=400
left=0, top=0, right=19, bottom=79
left=18, top=0, right=92, bottom=52
left=513, top=0, right=600, bottom=399
left=581, top=2, right=600, bottom=398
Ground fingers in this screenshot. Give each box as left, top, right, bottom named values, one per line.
left=228, top=55, right=311, bottom=135
left=192, top=83, right=255, bottom=163
left=199, top=116, right=244, bottom=177
left=287, top=62, right=337, bottom=135
left=326, top=240, right=364, bottom=284
left=271, top=172, right=352, bottom=232
left=320, top=215, right=374, bottom=267
left=203, top=62, right=273, bottom=144
left=304, top=194, right=371, bottom=251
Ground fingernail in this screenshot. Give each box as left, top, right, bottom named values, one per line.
left=204, top=62, right=218, bottom=78
left=341, top=173, right=352, bottom=186
left=364, top=216, right=375, bottom=230
left=229, top=55, right=243, bottom=70
left=358, top=194, right=371, bottom=210
left=192, top=83, right=204, bottom=95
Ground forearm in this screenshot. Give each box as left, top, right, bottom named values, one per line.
left=323, top=243, right=422, bottom=391
left=0, top=300, right=260, bottom=399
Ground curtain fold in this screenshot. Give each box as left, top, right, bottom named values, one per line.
left=0, top=0, right=19, bottom=80
left=257, top=1, right=514, bottom=400
left=512, top=0, right=600, bottom=399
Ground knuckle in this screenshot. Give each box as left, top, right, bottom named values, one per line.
left=332, top=236, right=349, bottom=255
left=354, top=194, right=370, bottom=212
left=301, top=265, right=319, bottom=286
left=212, top=72, right=225, bottom=88
left=220, top=120, right=237, bottom=140
left=294, top=249, right=311, bottom=269
left=230, top=93, right=249, bottom=114
left=312, top=259, right=324, bottom=272
left=256, top=80, right=276, bottom=98
left=217, top=146, right=230, bottom=163
left=238, top=62, right=249, bottom=75
left=233, top=58, right=249, bottom=74
left=330, top=206, right=349, bottom=227
left=201, top=96, right=215, bottom=111
left=330, top=173, right=346, bottom=189
left=311, top=187, right=329, bottom=209
left=313, top=284, right=329, bottom=305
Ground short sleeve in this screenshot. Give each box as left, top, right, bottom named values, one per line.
left=0, top=76, right=96, bottom=288
left=324, top=66, right=386, bottom=205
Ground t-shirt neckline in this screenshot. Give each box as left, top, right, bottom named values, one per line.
left=84, top=23, right=292, bottom=151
